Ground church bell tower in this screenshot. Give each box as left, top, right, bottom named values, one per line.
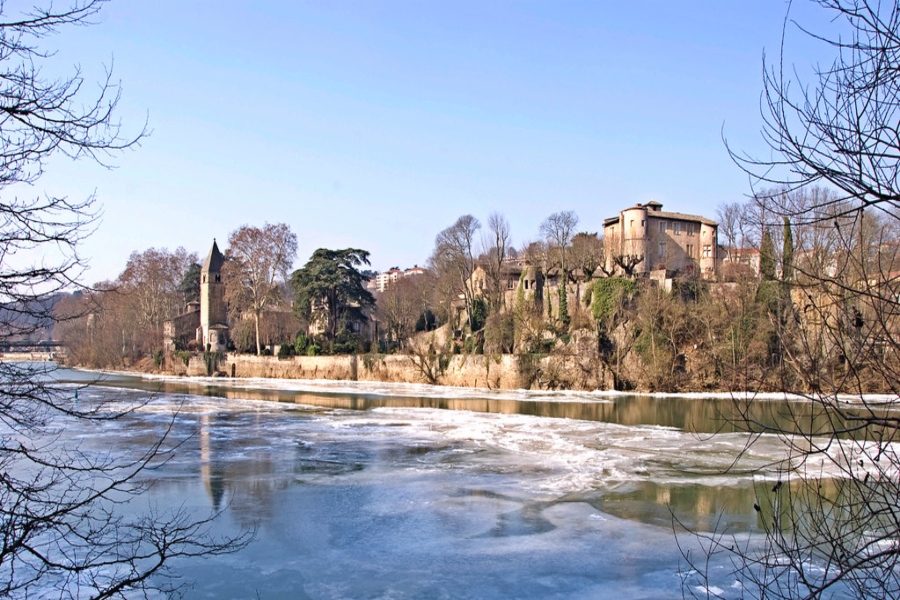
left=200, top=240, right=229, bottom=352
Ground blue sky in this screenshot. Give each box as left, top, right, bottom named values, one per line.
left=30, top=1, right=829, bottom=282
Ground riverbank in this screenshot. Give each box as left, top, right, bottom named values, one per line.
left=75, top=353, right=899, bottom=405
left=159, top=351, right=609, bottom=391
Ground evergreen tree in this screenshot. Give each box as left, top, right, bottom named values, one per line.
left=558, top=280, right=569, bottom=326
left=516, top=271, right=527, bottom=313
left=291, top=248, right=375, bottom=347
left=179, top=262, right=202, bottom=304
left=782, top=216, right=794, bottom=282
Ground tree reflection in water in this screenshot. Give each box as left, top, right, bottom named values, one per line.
left=57, top=371, right=900, bottom=597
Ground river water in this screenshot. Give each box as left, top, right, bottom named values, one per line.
left=46, top=369, right=836, bottom=598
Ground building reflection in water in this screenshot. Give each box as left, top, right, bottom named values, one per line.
left=95, top=376, right=898, bottom=440
left=185, top=411, right=291, bottom=524
left=148, top=382, right=891, bottom=438
left=199, top=414, right=225, bottom=511
left=83, top=376, right=899, bottom=536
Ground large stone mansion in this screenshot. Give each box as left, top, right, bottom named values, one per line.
left=603, top=201, right=719, bottom=278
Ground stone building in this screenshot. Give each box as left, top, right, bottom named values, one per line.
left=603, top=201, right=719, bottom=278
left=163, top=240, right=230, bottom=352
left=163, top=301, right=201, bottom=352
left=467, top=259, right=545, bottom=313
left=199, top=240, right=229, bottom=352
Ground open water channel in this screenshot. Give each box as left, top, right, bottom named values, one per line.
left=46, top=368, right=851, bottom=598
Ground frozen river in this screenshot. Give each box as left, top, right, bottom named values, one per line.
left=51, top=370, right=808, bottom=598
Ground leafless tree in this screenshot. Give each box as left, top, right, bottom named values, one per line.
left=377, top=276, right=428, bottom=349
left=406, top=332, right=448, bottom=384
left=481, top=211, right=511, bottom=312
left=539, top=210, right=579, bottom=279
left=598, top=229, right=644, bottom=278
left=733, top=1, right=900, bottom=225
left=540, top=211, right=579, bottom=325
left=55, top=284, right=124, bottom=366
left=520, top=239, right=548, bottom=269
left=0, top=2, right=251, bottom=597
left=612, top=253, right=645, bottom=278
left=569, top=232, right=604, bottom=281
left=565, top=231, right=604, bottom=311
left=432, top=215, right=481, bottom=331
left=717, top=201, right=745, bottom=253
left=688, top=2, right=900, bottom=597
left=118, top=246, right=197, bottom=344
left=58, top=247, right=198, bottom=362
left=225, top=222, right=298, bottom=355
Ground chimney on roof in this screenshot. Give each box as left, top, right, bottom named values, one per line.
left=646, top=201, right=663, bottom=212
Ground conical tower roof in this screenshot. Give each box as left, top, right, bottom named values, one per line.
left=202, top=240, right=225, bottom=273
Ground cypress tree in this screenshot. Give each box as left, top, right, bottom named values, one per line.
left=782, top=216, right=794, bottom=281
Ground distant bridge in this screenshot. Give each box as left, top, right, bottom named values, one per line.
left=0, top=341, right=66, bottom=361
left=0, top=341, right=65, bottom=352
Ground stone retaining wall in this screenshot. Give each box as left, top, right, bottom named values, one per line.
left=171, top=352, right=606, bottom=391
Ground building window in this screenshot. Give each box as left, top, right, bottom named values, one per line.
left=703, top=245, right=712, bottom=258
left=658, top=220, right=666, bottom=233
left=658, top=241, right=667, bottom=257
left=687, top=244, right=694, bottom=258
left=673, top=222, right=681, bottom=235
left=687, top=223, right=695, bottom=236
left=641, top=220, right=645, bottom=227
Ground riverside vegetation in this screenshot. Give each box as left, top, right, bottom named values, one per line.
left=55, top=185, right=900, bottom=396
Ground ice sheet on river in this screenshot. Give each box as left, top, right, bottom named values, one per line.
left=75, top=387, right=755, bottom=598
left=52, top=376, right=888, bottom=598
left=91, top=367, right=900, bottom=404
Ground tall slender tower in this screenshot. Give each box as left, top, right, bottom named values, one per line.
left=200, top=240, right=229, bottom=352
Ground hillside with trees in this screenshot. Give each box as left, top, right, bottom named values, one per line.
left=57, top=186, right=900, bottom=396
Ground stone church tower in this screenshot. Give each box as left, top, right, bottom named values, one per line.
left=200, top=240, right=229, bottom=352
